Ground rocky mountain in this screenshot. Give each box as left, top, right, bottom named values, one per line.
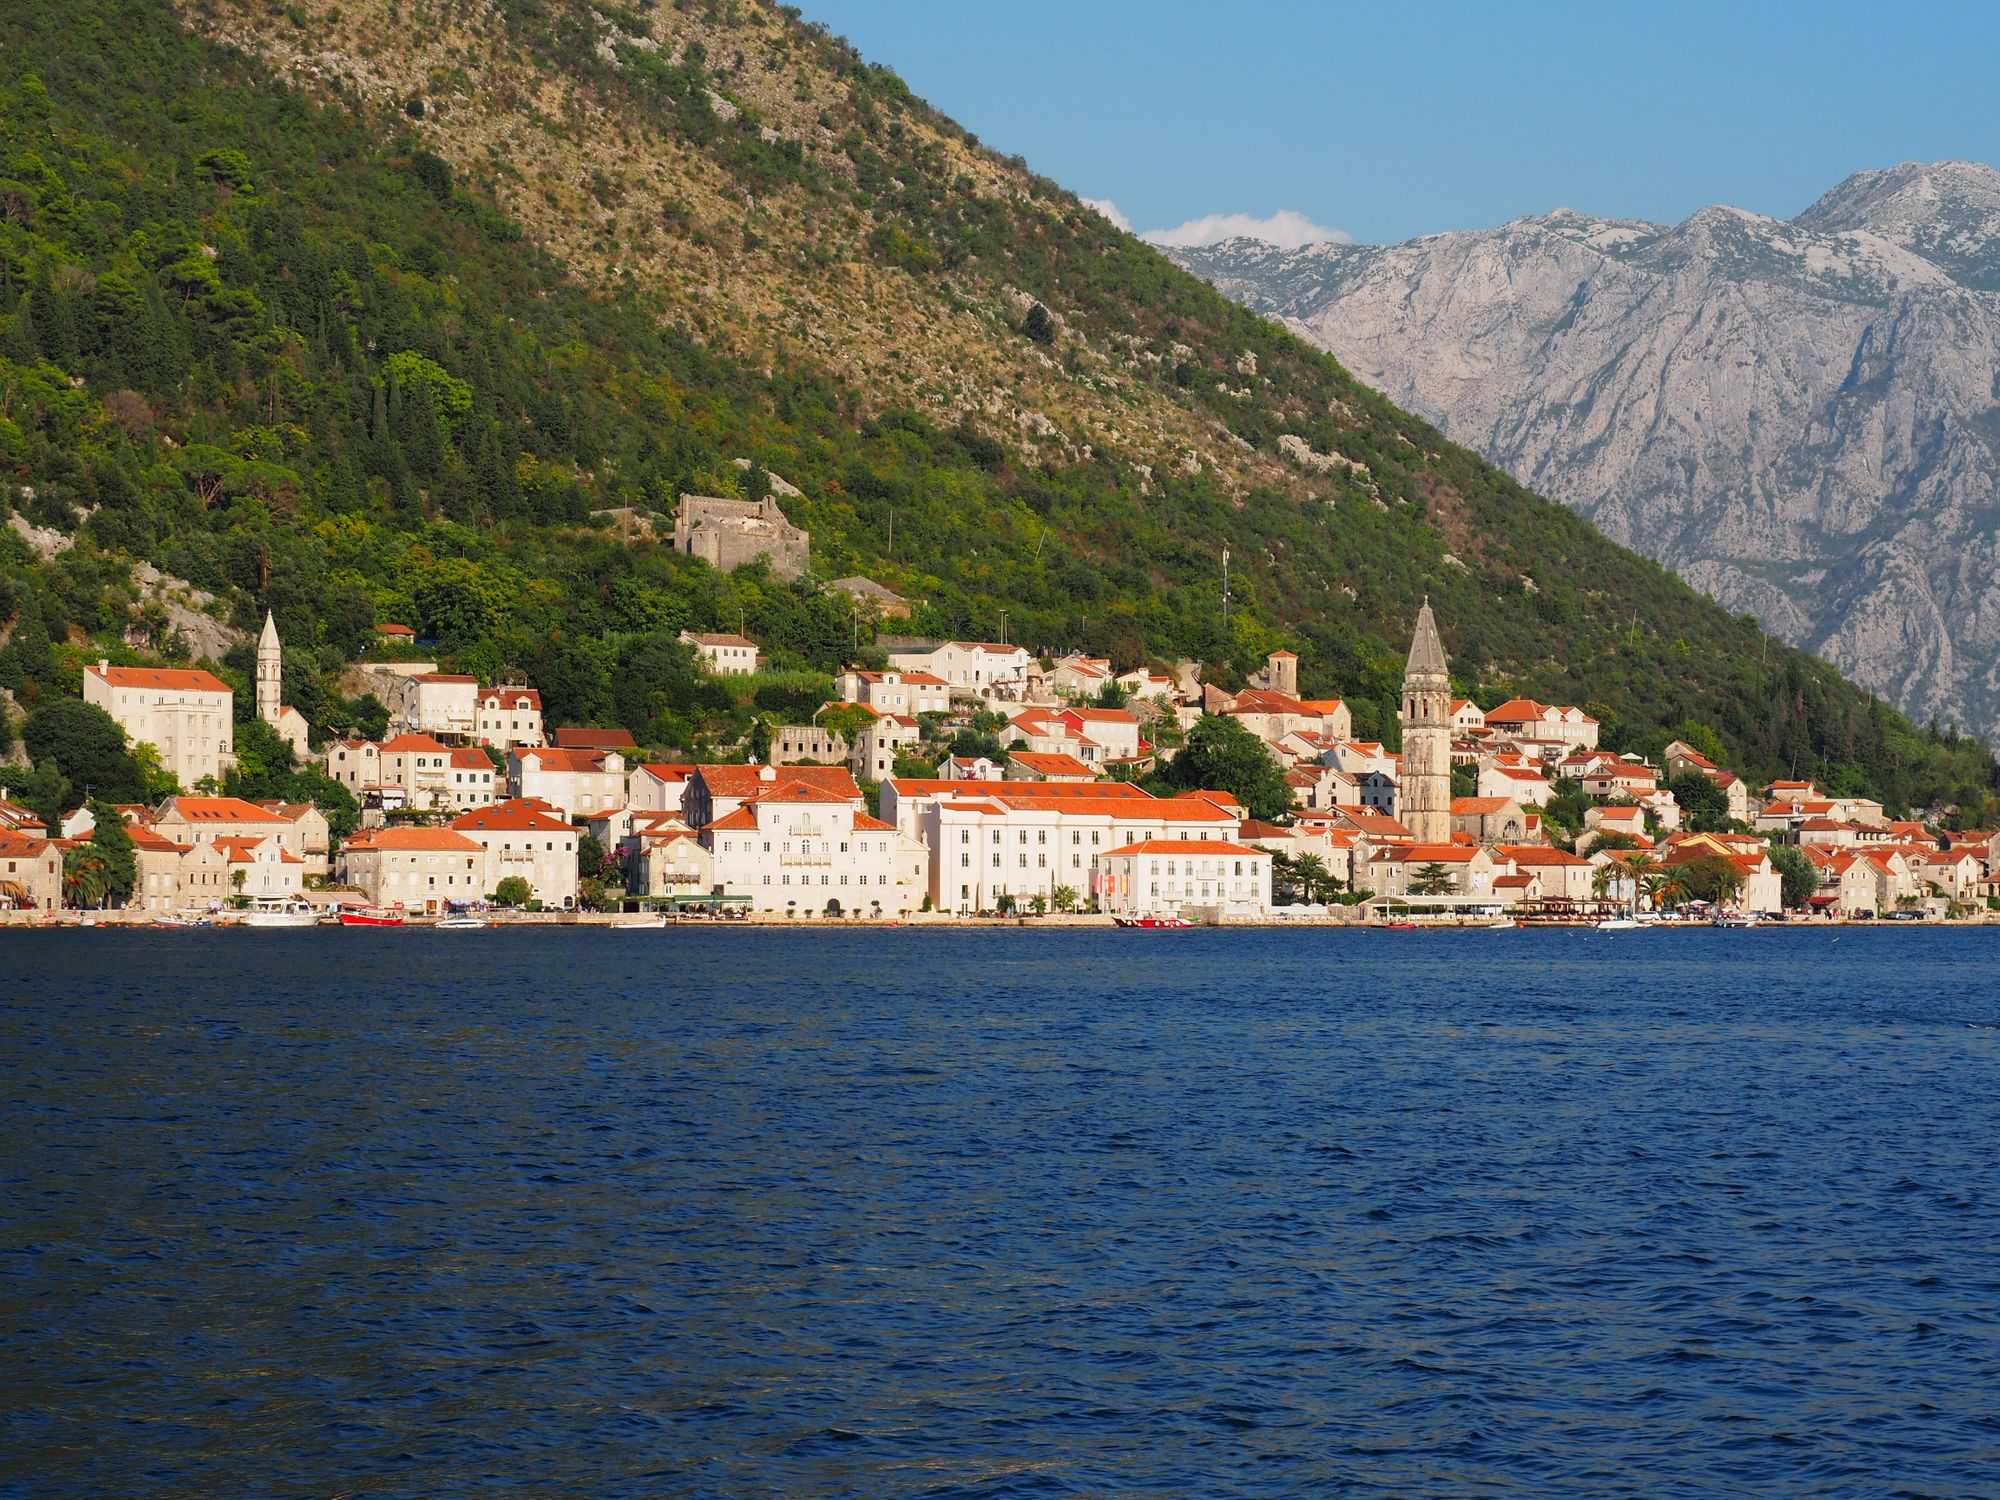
left=1169, top=162, right=2000, bottom=742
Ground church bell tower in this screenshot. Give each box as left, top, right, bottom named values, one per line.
left=1398, top=598, right=1452, bottom=844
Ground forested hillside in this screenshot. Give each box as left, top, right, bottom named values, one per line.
left=0, top=0, right=1994, bottom=819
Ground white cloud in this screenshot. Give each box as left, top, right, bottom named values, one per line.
left=1140, top=209, right=1351, bottom=251
left=1081, top=197, right=1132, bottom=231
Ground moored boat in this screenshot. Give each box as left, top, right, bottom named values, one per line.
left=337, top=902, right=407, bottom=927
left=1113, top=915, right=1193, bottom=929
left=1595, top=917, right=1642, bottom=931
left=242, top=898, right=319, bottom=928
left=434, top=912, right=489, bottom=930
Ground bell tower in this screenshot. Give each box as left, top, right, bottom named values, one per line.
left=1398, top=598, right=1452, bottom=843
left=257, top=610, right=283, bottom=729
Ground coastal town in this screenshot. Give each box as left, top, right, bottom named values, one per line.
left=5, top=499, right=1998, bottom=928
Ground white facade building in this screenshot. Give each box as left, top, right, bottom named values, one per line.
left=392, top=672, right=480, bottom=740
left=449, top=800, right=580, bottom=908
left=881, top=779, right=1237, bottom=913
left=83, top=661, right=235, bottom=788
left=680, top=631, right=761, bottom=675
left=838, top=669, right=953, bottom=716
left=474, top=686, right=545, bottom=751
left=700, top=785, right=926, bottom=914
left=508, top=747, right=627, bottom=818
left=1096, top=839, right=1273, bottom=919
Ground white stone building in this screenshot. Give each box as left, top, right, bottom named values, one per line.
left=449, top=800, right=580, bottom=908
left=837, top=669, right=952, bottom=717
left=680, top=631, right=761, bottom=675
left=339, top=827, right=489, bottom=911
left=83, top=661, right=235, bottom=789
left=508, top=746, right=627, bottom=818
left=882, top=778, right=1237, bottom=913
left=1096, top=839, right=1273, bottom=919
left=885, top=641, right=1032, bottom=693
left=699, top=782, right=926, bottom=914
left=392, top=672, right=480, bottom=740
left=474, top=686, right=545, bottom=752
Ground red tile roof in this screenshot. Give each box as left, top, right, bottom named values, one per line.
left=451, top=801, right=574, bottom=834
left=1104, top=839, right=1266, bottom=857
left=1009, top=752, right=1096, bottom=777
left=88, top=663, right=230, bottom=692
left=699, top=765, right=860, bottom=799
left=349, top=827, right=485, bottom=852
left=379, top=733, right=453, bottom=754
left=160, top=797, right=287, bottom=823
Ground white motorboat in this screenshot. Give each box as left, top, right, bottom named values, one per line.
left=1595, top=917, right=1642, bottom=931
left=242, top=898, right=320, bottom=928
left=435, top=913, right=489, bottom=930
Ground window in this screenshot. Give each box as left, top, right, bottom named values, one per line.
left=1072, top=831, right=1081, bottom=845
left=960, top=830, right=970, bottom=844
left=1037, top=830, right=1047, bottom=845
left=992, top=853, right=1001, bottom=868
left=1037, top=854, right=1047, bottom=869
left=961, top=853, right=970, bottom=868
left=840, top=842, right=849, bottom=853
left=1018, top=830, right=1029, bottom=845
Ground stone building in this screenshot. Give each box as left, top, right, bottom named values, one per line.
left=83, top=661, right=235, bottom=789
left=672, top=494, right=809, bottom=579
left=1397, top=600, right=1453, bottom=844
left=256, top=612, right=312, bottom=760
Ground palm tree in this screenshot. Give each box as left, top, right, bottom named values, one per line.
left=1292, top=853, right=1330, bottom=902
left=63, top=849, right=110, bottom=910
left=1657, top=869, right=1690, bottom=910
left=1050, top=883, right=1079, bottom=913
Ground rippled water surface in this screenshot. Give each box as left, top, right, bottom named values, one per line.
left=6, top=927, right=2000, bottom=1496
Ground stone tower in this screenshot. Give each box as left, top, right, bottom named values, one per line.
left=1398, top=598, right=1452, bottom=843
left=1264, top=649, right=1298, bottom=697
left=257, top=609, right=282, bottom=729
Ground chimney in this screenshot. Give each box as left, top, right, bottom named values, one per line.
left=98, top=658, right=110, bottom=672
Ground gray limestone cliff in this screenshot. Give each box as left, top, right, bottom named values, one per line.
left=1169, top=161, right=2000, bottom=742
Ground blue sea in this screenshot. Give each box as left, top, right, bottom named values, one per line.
left=4, top=926, right=1999, bottom=1497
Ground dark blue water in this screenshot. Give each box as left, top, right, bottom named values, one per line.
left=4, top=928, right=2000, bottom=1497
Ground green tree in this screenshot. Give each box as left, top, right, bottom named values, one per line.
left=1667, top=771, right=1732, bottom=832
left=1670, top=721, right=1730, bottom=767
left=1050, top=883, right=1079, bottom=913
left=0, top=608, right=58, bottom=694
left=86, top=799, right=136, bottom=905
left=21, top=699, right=143, bottom=803
left=1291, top=851, right=1334, bottom=901
left=1411, top=861, right=1456, bottom=895
left=578, top=832, right=607, bottom=880
left=492, top=875, right=533, bottom=907
left=1675, top=854, right=1744, bottom=905
left=1021, top=302, right=1056, bottom=345
left=1769, top=844, right=1819, bottom=909
left=62, top=846, right=111, bottom=908
left=1150, top=715, right=1294, bottom=821
left=818, top=701, right=877, bottom=744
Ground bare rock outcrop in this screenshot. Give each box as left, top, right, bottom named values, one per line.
left=1171, top=160, right=2000, bottom=741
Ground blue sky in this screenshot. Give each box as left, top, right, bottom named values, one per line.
left=804, top=1, right=2000, bottom=246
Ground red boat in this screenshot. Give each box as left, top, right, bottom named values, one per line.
left=1113, top=915, right=1193, bottom=929
left=337, top=903, right=407, bottom=927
